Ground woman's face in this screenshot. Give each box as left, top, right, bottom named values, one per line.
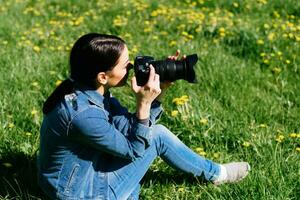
left=106, top=45, right=132, bottom=87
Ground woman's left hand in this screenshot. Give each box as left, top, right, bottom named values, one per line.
left=156, top=50, right=186, bottom=102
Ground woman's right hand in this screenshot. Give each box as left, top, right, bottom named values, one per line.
left=131, top=65, right=161, bottom=120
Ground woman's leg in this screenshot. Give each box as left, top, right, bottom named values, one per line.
left=108, top=124, right=221, bottom=199
left=152, top=124, right=220, bottom=180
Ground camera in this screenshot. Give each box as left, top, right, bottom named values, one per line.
left=134, top=54, right=198, bottom=86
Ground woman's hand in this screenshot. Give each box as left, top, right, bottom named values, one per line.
left=131, top=65, right=161, bottom=120
left=156, top=50, right=186, bottom=102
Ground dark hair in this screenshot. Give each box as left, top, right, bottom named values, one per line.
left=42, top=33, right=126, bottom=114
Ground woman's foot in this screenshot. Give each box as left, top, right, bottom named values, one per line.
left=213, top=162, right=250, bottom=185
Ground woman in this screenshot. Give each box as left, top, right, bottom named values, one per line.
left=38, top=33, right=250, bottom=200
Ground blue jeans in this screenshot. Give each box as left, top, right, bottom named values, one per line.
left=108, top=125, right=220, bottom=200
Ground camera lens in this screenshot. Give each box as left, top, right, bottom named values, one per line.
left=151, top=54, right=198, bottom=83
left=134, top=54, right=198, bottom=86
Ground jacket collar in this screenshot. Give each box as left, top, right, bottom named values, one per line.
left=74, top=84, right=110, bottom=108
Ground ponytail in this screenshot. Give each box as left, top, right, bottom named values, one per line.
left=42, top=78, right=74, bottom=114
left=42, top=33, right=126, bottom=114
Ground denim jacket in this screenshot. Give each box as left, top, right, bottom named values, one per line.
left=37, top=86, right=163, bottom=199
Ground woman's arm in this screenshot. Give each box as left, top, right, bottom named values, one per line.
left=69, top=107, right=151, bottom=160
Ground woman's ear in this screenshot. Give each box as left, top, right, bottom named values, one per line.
left=96, top=72, right=108, bottom=85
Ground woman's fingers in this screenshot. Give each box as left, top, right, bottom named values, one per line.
left=147, top=65, right=156, bottom=84
left=131, top=76, right=140, bottom=92
left=168, top=49, right=181, bottom=60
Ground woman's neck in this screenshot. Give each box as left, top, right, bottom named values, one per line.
left=96, top=85, right=109, bottom=96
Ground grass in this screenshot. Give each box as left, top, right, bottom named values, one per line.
left=0, top=0, right=299, bottom=199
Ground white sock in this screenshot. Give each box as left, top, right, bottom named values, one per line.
left=215, top=164, right=227, bottom=182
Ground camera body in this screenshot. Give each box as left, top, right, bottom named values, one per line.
left=134, top=54, right=198, bottom=86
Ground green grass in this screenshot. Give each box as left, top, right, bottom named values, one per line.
left=0, top=0, right=299, bottom=199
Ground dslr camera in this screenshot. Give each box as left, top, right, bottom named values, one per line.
left=134, top=54, right=198, bottom=86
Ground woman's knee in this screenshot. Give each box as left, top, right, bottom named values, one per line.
left=152, top=124, right=170, bottom=137
left=151, top=124, right=177, bottom=145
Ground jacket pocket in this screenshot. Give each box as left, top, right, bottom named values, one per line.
left=64, top=164, right=80, bottom=194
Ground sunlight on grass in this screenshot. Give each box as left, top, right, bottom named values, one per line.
left=0, top=0, right=299, bottom=199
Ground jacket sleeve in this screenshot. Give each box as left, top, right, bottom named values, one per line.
left=68, top=107, right=152, bottom=160
left=109, top=97, right=163, bottom=134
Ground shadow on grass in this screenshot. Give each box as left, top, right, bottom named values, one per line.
left=142, top=169, right=209, bottom=186
left=0, top=153, right=207, bottom=199
left=0, top=152, right=48, bottom=200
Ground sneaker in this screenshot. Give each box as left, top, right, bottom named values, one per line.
left=213, top=162, right=250, bottom=185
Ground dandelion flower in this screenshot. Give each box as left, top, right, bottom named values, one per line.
left=56, top=80, right=62, bottom=86
left=8, top=123, right=14, bottom=129
left=169, top=41, right=177, bottom=47
left=271, top=67, right=282, bottom=74
left=171, top=110, right=179, bottom=117
left=25, top=132, right=32, bottom=137
left=31, top=81, right=39, bottom=87
left=33, top=46, right=41, bottom=53
left=267, top=32, right=275, bottom=41
left=200, top=118, right=208, bottom=125
left=296, top=147, right=300, bottom=152
left=31, top=109, right=38, bottom=115
left=242, top=141, right=250, bottom=148
left=259, top=124, right=267, bottom=128
left=289, top=133, right=297, bottom=138
left=213, top=152, right=220, bottom=159
left=256, top=39, right=264, bottom=45
left=233, top=2, right=239, bottom=8
left=196, top=147, right=204, bottom=152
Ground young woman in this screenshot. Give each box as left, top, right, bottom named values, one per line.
left=38, top=33, right=250, bottom=200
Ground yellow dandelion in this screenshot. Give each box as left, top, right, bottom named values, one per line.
left=268, top=32, right=275, bottom=41
left=289, top=133, right=297, bottom=138
left=242, top=141, right=250, bottom=148
left=31, top=109, right=38, bottom=115
left=278, top=135, right=284, bottom=140
left=263, top=59, right=269, bottom=64
left=263, top=23, right=270, bottom=29
left=25, top=132, right=32, bottom=137
left=260, top=52, right=266, bottom=57
left=275, top=134, right=285, bottom=143
left=195, top=147, right=204, bottom=152
left=275, top=138, right=282, bottom=143
left=200, top=118, right=208, bottom=125
left=33, top=46, right=41, bottom=53
left=259, top=124, right=267, bottom=128
left=56, top=80, right=62, bottom=86
left=296, top=147, right=300, bottom=152
left=171, top=110, right=179, bottom=117
left=213, top=152, right=220, bottom=159
left=233, top=2, right=239, bottom=7
left=169, top=41, right=177, bottom=47
left=31, top=81, right=39, bottom=87
left=271, top=67, right=282, bottom=74
left=256, top=39, right=264, bottom=45
left=152, top=35, right=159, bottom=40
left=8, top=123, right=14, bottom=129
left=181, top=95, right=189, bottom=101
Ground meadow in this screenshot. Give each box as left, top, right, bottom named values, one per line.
left=0, top=0, right=299, bottom=199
